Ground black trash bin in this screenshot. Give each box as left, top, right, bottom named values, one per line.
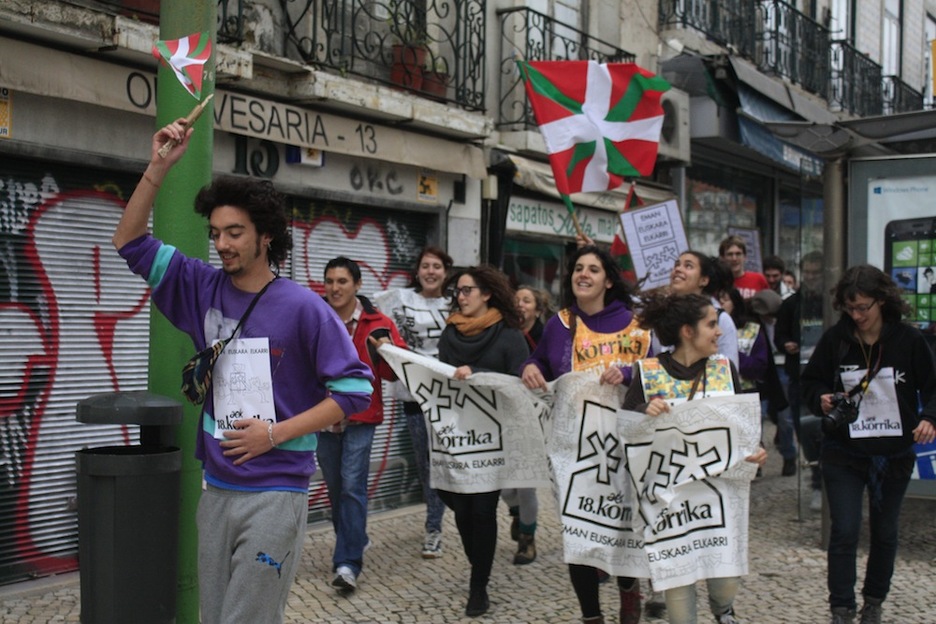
left=76, top=391, right=183, bottom=624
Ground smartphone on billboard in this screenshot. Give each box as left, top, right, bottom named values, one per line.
left=884, top=217, right=936, bottom=328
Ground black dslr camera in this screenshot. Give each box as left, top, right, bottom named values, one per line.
left=821, top=392, right=860, bottom=433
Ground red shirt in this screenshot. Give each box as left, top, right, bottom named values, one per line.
left=734, top=271, right=769, bottom=299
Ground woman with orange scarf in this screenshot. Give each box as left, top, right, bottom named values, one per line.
left=437, top=265, right=530, bottom=618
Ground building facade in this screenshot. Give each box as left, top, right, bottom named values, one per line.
left=0, top=0, right=932, bottom=585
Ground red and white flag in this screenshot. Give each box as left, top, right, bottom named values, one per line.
left=152, top=32, right=213, bottom=100
left=518, top=61, right=670, bottom=203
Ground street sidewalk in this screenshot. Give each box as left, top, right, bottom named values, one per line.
left=2, top=422, right=935, bottom=623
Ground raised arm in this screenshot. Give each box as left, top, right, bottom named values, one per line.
left=112, top=119, right=193, bottom=251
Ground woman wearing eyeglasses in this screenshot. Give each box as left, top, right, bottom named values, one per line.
left=436, top=265, right=530, bottom=618
left=521, top=245, right=651, bottom=624
left=802, top=265, right=936, bottom=624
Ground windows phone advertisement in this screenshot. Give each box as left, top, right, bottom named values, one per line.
left=866, top=174, right=936, bottom=488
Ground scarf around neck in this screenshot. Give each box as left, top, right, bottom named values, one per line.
left=446, top=308, right=503, bottom=336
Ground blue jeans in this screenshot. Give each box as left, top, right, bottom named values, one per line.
left=762, top=397, right=797, bottom=460
left=317, top=423, right=377, bottom=576
left=664, top=577, right=740, bottom=624
left=404, top=401, right=445, bottom=532
left=823, top=460, right=911, bottom=610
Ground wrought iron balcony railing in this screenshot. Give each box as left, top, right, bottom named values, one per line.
left=659, top=0, right=755, bottom=51
left=659, top=0, right=828, bottom=100
left=273, top=0, right=486, bottom=110
left=882, top=75, right=924, bottom=115
left=497, top=6, right=635, bottom=131
left=754, top=0, right=829, bottom=99
left=829, top=39, right=883, bottom=117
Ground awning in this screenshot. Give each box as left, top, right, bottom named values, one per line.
left=738, top=114, right=825, bottom=175
left=728, top=56, right=837, bottom=125
left=507, top=154, right=675, bottom=211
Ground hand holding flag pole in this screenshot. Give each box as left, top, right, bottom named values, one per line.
left=157, top=93, right=214, bottom=158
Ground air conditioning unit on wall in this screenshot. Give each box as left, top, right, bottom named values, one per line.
left=658, top=88, right=691, bottom=165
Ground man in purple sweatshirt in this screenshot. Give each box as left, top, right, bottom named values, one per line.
left=113, top=118, right=373, bottom=624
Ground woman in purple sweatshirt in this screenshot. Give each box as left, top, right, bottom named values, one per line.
left=520, top=245, right=651, bottom=624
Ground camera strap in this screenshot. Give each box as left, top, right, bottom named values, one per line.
left=839, top=340, right=884, bottom=401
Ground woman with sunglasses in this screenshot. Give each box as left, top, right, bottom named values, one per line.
left=436, top=265, right=530, bottom=618
left=802, top=265, right=936, bottom=624
left=521, top=245, right=651, bottom=624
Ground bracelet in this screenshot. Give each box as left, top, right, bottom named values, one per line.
left=267, top=422, right=277, bottom=449
left=142, top=172, right=161, bottom=188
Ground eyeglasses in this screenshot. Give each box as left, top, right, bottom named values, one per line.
left=453, top=286, right=480, bottom=297
left=844, top=301, right=877, bottom=314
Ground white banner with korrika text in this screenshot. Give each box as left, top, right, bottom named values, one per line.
left=379, top=345, right=552, bottom=493
left=549, top=373, right=761, bottom=591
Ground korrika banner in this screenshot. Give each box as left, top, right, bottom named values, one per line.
left=549, top=374, right=760, bottom=590
left=378, top=345, right=552, bottom=493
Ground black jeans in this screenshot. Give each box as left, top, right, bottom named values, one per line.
left=823, top=460, right=911, bottom=610
left=568, top=563, right=635, bottom=618
left=437, top=489, right=500, bottom=589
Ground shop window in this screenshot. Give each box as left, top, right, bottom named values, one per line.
left=685, top=165, right=766, bottom=256
left=503, top=238, right=564, bottom=304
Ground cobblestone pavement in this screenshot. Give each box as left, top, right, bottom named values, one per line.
left=2, top=422, right=935, bottom=623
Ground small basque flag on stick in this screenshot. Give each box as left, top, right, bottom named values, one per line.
left=153, top=32, right=213, bottom=100
left=518, top=60, right=670, bottom=222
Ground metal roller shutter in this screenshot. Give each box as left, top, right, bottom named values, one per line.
left=0, top=158, right=148, bottom=584
left=286, top=197, right=432, bottom=522
left=0, top=159, right=435, bottom=584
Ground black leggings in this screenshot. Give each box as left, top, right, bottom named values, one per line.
left=568, top=563, right=635, bottom=618
left=438, top=489, right=501, bottom=589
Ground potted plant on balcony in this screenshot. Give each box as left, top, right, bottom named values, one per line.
left=389, top=3, right=429, bottom=90
left=421, top=57, right=450, bottom=100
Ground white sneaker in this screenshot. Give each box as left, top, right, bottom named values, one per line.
left=810, top=489, right=823, bottom=512
left=421, top=530, right=443, bottom=559
left=331, top=565, right=356, bottom=591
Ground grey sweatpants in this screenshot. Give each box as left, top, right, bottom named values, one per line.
left=197, top=485, right=307, bottom=624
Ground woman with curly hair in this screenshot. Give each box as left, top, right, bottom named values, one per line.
left=624, top=292, right=767, bottom=624
left=436, top=265, right=530, bottom=617
left=521, top=245, right=651, bottom=624
left=802, top=265, right=936, bottom=624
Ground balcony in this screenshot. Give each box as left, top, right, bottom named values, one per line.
left=660, top=0, right=927, bottom=119
left=658, top=0, right=756, bottom=51
left=829, top=40, right=883, bottom=117
left=496, top=6, right=635, bottom=131
left=882, top=75, right=924, bottom=115
left=754, top=0, right=828, bottom=100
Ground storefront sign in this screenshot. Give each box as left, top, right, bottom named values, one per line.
left=506, top=197, right=617, bottom=243
left=0, top=36, right=485, bottom=178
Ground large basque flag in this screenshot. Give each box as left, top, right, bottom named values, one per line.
left=519, top=61, right=670, bottom=203
left=152, top=32, right=213, bottom=100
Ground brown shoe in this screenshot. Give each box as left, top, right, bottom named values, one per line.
left=513, top=533, right=536, bottom=564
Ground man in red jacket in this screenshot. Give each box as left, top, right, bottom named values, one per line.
left=320, top=256, right=408, bottom=593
